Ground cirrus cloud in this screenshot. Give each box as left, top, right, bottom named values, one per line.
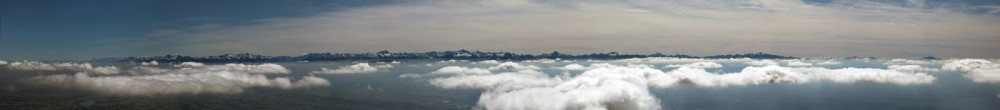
left=140, top=0, right=1000, bottom=58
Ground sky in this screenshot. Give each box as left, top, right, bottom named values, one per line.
left=1, top=0, right=999, bottom=60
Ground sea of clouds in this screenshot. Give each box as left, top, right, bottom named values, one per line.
left=398, top=58, right=998, bottom=110
left=0, top=61, right=329, bottom=95
left=2, top=57, right=999, bottom=109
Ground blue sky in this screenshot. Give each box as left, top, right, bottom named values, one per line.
left=1, top=0, right=397, bottom=60
left=2, top=0, right=999, bottom=60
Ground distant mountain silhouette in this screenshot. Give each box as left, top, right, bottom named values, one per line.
left=919, top=56, right=940, bottom=60
left=701, top=52, right=796, bottom=59
left=93, top=50, right=797, bottom=63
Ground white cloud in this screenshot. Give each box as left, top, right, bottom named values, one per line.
left=888, top=65, right=939, bottom=73
left=557, top=63, right=657, bottom=71
left=127, top=63, right=291, bottom=75
left=966, top=69, right=1000, bottom=83
left=438, top=59, right=467, bottom=63
left=664, top=62, right=723, bottom=69
left=431, top=66, right=492, bottom=75
left=430, top=70, right=558, bottom=91
left=174, top=62, right=205, bottom=68
left=28, top=72, right=329, bottom=95
left=399, top=73, right=423, bottom=78
left=558, top=64, right=588, bottom=71
left=6, top=61, right=58, bottom=71
left=660, top=65, right=935, bottom=87
left=126, top=66, right=173, bottom=75
left=746, top=60, right=779, bottom=66
left=431, top=63, right=935, bottom=89
left=288, top=76, right=332, bottom=89
left=786, top=60, right=814, bottom=67
left=614, top=57, right=721, bottom=63
left=521, top=59, right=557, bottom=63
left=90, top=66, right=122, bottom=75
left=424, top=62, right=934, bottom=109
left=431, top=66, right=661, bottom=110
left=487, top=62, right=541, bottom=70
left=140, top=61, right=159, bottom=66
left=478, top=60, right=501, bottom=64
left=25, top=63, right=328, bottom=95
left=884, top=59, right=932, bottom=65
left=476, top=71, right=661, bottom=110
left=941, top=59, right=1000, bottom=83
left=596, top=63, right=655, bottom=69
left=375, top=64, right=394, bottom=68
left=310, top=63, right=392, bottom=74
left=0, top=60, right=7, bottom=65
left=799, top=67, right=934, bottom=85
left=205, top=63, right=292, bottom=74
left=942, top=59, right=998, bottom=72
left=51, top=63, right=96, bottom=71
left=4, top=61, right=121, bottom=75
left=816, top=60, right=842, bottom=65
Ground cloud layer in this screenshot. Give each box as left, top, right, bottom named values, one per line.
left=942, top=59, right=1000, bottom=83
left=786, top=60, right=815, bottom=67
left=487, top=62, right=541, bottom=70
left=888, top=65, right=939, bottom=73
left=128, top=63, right=292, bottom=75
left=21, top=62, right=329, bottom=95
left=477, top=68, right=661, bottom=110
left=407, top=60, right=937, bottom=109
left=310, top=63, right=393, bottom=74
left=3, top=61, right=121, bottom=75
left=664, top=62, right=723, bottom=69
left=174, top=62, right=205, bottom=68
left=29, top=72, right=329, bottom=95
left=431, top=66, right=492, bottom=75
left=661, top=66, right=934, bottom=87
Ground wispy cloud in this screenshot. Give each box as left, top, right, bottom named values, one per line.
left=141, top=0, right=1000, bottom=57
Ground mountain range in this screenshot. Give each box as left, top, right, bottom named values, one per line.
left=92, top=50, right=799, bottom=63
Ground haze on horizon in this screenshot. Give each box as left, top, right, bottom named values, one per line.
left=2, top=0, right=1000, bottom=60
